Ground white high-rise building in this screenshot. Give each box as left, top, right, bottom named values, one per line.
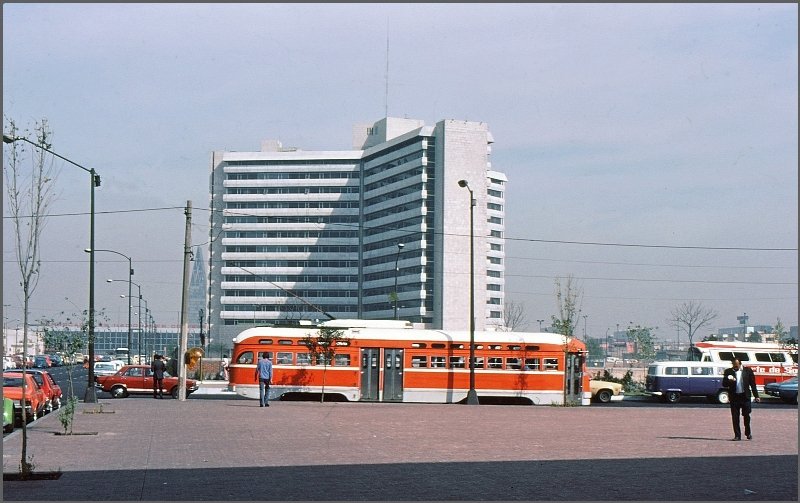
left=208, top=117, right=506, bottom=343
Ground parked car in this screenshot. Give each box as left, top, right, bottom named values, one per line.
left=95, top=364, right=199, bottom=399
left=5, top=369, right=63, bottom=413
left=33, top=355, right=52, bottom=368
left=3, top=372, right=46, bottom=422
left=93, top=360, right=125, bottom=377
left=3, top=397, right=14, bottom=433
left=590, top=380, right=624, bottom=403
left=47, top=354, right=64, bottom=367
left=764, top=376, right=798, bottom=404
left=3, top=356, right=16, bottom=370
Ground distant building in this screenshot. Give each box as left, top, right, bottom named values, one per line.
left=188, top=245, right=207, bottom=328
left=208, top=117, right=506, bottom=344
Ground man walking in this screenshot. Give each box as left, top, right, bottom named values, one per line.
left=255, top=352, right=273, bottom=407
left=722, top=358, right=760, bottom=440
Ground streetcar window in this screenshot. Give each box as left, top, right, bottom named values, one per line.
left=431, top=356, right=446, bottom=368
left=258, top=339, right=273, bottom=345
left=317, top=354, right=331, bottom=366
left=278, top=339, right=293, bottom=345
left=451, top=344, right=464, bottom=349
left=524, top=358, right=540, bottom=370
left=719, top=351, right=750, bottom=362
left=471, top=356, right=485, bottom=369
left=525, top=345, right=540, bottom=351
left=276, top=352, right=293, bottom=365
left=508, top=345, right=521, bottom=351
left=432, top=343, right=446, bottom=349
left=489, top=345, right=502, bottom=350
left=544, top=358, right=559, bottom=370
left=488, top=357, right=503, bottom=369
left=237, top=351, right=254, bottom=364
left=506, top=358, right=521, bottom=370
left=474, top=344, right=484, bottom=350
left=334, top=354, right=351, bottom=366
left=297, top=353, right=311, bottom=365
left=450, top=356, right=465, bottom=368
left=411, top=343, right=427, bottom=348
left=258, top=352, right=273, bottom=361
left=411, top=356, right=428, bottom=368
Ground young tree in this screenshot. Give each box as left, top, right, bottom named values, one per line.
left=300, top=326, right=347, bottom=403
left=502, top=300, right=529, bottom=332
left=626, top=324, right=657, bottom=360
left=39, top=312, right=86, bottom=434
left=550, top=275, right=582, bottom=405
left=3, top=117, right=59, bottom=477
left=669, top=301, right=718, bottom=349
left=774, top=318, right=787, bottom=345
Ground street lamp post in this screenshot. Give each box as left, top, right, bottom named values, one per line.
left=93, top=249, right=133, bottom=364
left=107, top=278, right=141, bottom=363
left=393, top=243, right=404, bottom=320
left=457, top=179, right=479, bottom=405
left=537, top=319, right=545, bottom=332
left=3, top=133, right=101, bottom=403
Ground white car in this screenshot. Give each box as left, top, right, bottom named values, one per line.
left=3, top=356, right=16, bottom=370
left=93, top=360, right=125, bottom=377
left=590, top=380, right=624, bottom=403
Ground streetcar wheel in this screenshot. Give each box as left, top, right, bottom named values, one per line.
left=716, top=390, right=730, bottom=404
left=596, top=390, right=612, bottom=403
left=665, top=391, right=681, bottom=404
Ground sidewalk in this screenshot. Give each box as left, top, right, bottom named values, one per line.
left=3, top=393, right=797, bottom=501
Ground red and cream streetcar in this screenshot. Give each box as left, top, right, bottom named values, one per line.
left=228, top=319, right=590, bottom=405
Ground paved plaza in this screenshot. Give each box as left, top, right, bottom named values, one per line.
left=2, top=388, right=797, bottom=501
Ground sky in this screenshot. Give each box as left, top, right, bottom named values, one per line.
left=3, top=3, right=797, bottom=344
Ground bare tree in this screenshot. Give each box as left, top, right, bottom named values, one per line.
left=669, top=300, right=718, bottom=350
left=3, top=117, right=59, bottom=477
left=550, top=275, right=583, bottom=405
left=502, top=300, right=529, bottom=332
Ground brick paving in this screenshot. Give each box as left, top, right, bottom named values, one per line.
left=2, top=390, right=797, bottom=501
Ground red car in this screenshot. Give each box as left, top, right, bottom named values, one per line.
left=6, top=369, right=63, bottom=413
left=3, top=371, right=47, bottom=422
left=95, top=364, right=199, bottom=399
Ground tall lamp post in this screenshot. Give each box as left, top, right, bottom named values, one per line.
left=393, top=243, right=404, bottom=320
left=92, top=249, right=133, bottom=364
left=3, top=133, right=101, bottom=403
left=457, top=179, right=479, bottom=405
left=107, top=278, right=141, bottom=363
left=537, top=319, right=545, bottom=332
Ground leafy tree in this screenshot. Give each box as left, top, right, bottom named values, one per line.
left=626, top=324, right=656, bottom=360
left=774, top=318, right=787, bottom=344
left=550, top=275, right=582, bottom=405
left=669, top=301, right=718, bottom=349
left=749, top=330, right=762, bottom=343
left=39, top=313, right=85, bottom=434
left=584, top=338, right=605, bottom=359
left=300, top=326, right=348, bottom=403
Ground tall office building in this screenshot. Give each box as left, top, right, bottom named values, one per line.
left=208, top=117, right=507, bottom=343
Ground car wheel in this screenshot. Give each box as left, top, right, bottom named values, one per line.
left=110, top=386, right=128, bottom=399
left=596, top=390, right=612, bottom=403
left=4, top=421, right=13, bottom=433
left=52, top=397, right=61, bottom=410
left=171, top=387, right=179, bottom=399
left=665, top=391, right=681, bottom=404
left=27, top=409, right=37, bottom=423
left=716, top=390, right=730, bottom=404
left=46, top=400, right=53, bottom=414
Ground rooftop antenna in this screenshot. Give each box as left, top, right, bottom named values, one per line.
left=384, top=16, right=389, bottom=118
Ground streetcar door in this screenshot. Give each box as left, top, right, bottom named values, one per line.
left=360, top=348, right=380, bottom=401
left=565, top=352, right=584, bottom=404
left=383, top=348, right=404, bottom=402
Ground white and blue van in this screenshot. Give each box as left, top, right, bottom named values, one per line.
left=645, top=361, right=731, bottom=404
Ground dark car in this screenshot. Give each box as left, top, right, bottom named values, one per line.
left=33, top=355, right=52, bottom=368
left=764, top=376, right=798, bottom=404
left=95, top=364, right=199, bottom=399
left=47, top=354, right=64, bottom=367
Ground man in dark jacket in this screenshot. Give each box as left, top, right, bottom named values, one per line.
left=722, top=359, right=760, bottom=440
left=151, top=354, right=167, bottom=399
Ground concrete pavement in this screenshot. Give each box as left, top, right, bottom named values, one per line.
left=2, top=386, right=797, bottom=501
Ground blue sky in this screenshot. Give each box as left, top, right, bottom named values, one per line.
left=3, top=3, right=797, bottom=341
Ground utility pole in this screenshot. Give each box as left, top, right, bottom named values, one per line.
left=178, top=201, right=192, bottom=401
